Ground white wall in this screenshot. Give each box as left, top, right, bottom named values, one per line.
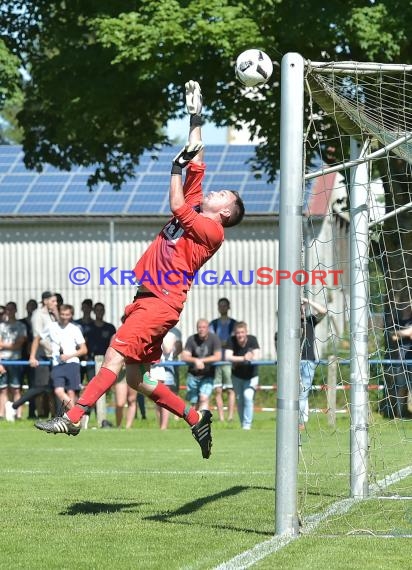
left=1, top=215, right=347, bottom=358
left=0, top=217, right=281, bottom=357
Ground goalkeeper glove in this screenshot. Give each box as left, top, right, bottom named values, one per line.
left=185, top=80, right=203, bottom=127
left=185, top=80, right=202, bottom=114
left=171, top=142, right=204, bottom=175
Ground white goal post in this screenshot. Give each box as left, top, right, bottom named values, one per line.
left=275, top=53, right=412, bottom=536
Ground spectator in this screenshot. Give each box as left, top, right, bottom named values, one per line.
left=298, top=297, right=327, bottom=429
left=136, top=392, right=147, bottom=421
left=117, top=313, right=147, bottom=422
left=151, top=326, right=183, bottom=429
left=209, top=297, right=237, bottom=422
left=114, top=365, right=138, bottom=429
left=75, top=299, right=94, bottom=335
left=55, top=293, right=64, bottom=309
left=75, top=299, right=95, bottom=383
left=87, top=303, right=116, bottom=362
left=30, top=304, right=87, bottom=411
left=226, top=321, right=261, bottom=430
left=390, top=309, right=412, bottom=418
left=19, top=299, right=38, bottom=418
left=0, top=302, right=28, bottom=421
left=20, top=299, right=38, bottom=327
left=29, top=291, right=59, bottom=417
left=0, top=306, right=6, bottom=322
left=80, top=302, right=116, bottom=423
left=181, top=319, right=221, bottom=411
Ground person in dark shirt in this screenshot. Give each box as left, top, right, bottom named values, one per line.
left=226, top=321, right=260, bottom=430
left=390, top=308, right=412, bottom=417
left=76, top=303, right=117, bottom=428
left=209, top=297, right=237, bottom=422
left=87, top=303, right=116, bottom=359
left=19, top=299, right=38, bottom=418
left=75, top=299, right=95, bottom=339
left=298, top=297, right=327, bottom=429
left=181, top=319, right=221, bottom=411
left=75, top=299, right=95, bottom=383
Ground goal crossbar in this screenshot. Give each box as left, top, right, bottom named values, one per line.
left=305, top=61, right=412, bottom=163
left=305, top=132, right=412, bottom=180
left=307, top=61, right=412, bottom=74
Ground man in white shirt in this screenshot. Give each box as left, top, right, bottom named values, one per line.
left=29, top=291, right=59, bottom=417
left=30, top=304, right=87, bottom=411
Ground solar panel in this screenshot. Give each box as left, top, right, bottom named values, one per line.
left=0, top=146, right=21, bottom=155
left=19, top=203, right=55, bottom=214
left=33, top=174, right=72, bottom=184
left=89, top=202, right=128, bottom=213
left=139, top=174, right=170, bottom=184
left=0, top=145, right=283, bottom=215
left=20, top=194, right=56, bottom=205
left=203, top=183, right=229, bottom=192
left=128, top=203, right=163, bottom=214
left=69, top=174, right=96, bottom=185
left=0, top=184, right=26, bottom=194
left=56, top=184, right=91, bottom=195
left=1, top=174, right=36, bottom=185
left=54, top=203, right=85, bottom=214
left=1, top=203, right=18, bottom=214
left=245, top=185, right=275, bottom=193
left=243, top=191, right=274, bottom=199
left=134, top=184, right=167, bottom=195
left=226, top=145, right=253, bottom=153
left=44, top=164, right=72, bottom=173
left=58, top=195, right=92, bottom=204
left=31, top=184, right=66, bottom=193
left=245, top=201, right=273, bottom=213
left=226, top=156, right=253, bottom=163
left=10, top=164, right=32, bottom=174
left=129, top=195, right=165, bottom=206
left=100, top=183, right=135, bottom=194
left=211, top=174, right=245, bottom=184
left=1, top=193, right=22, bottom=204
left=93, top=193, right=129, bottom=205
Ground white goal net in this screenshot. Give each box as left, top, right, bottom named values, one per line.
left=276, top=54, right=412, bottom=537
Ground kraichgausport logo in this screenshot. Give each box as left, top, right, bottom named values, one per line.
left=68, top=267, right=343, bottom=287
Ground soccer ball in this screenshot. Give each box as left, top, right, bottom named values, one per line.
left=235, top=49, right=273, bottom=88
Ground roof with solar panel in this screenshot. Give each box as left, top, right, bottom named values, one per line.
left=0, top=145, right=321, bottom=216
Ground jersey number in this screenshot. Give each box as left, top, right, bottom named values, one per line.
left=163, top=218, right=184, bottom=241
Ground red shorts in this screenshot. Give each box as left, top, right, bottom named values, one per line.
left=110, top=295, right=180, bottom=364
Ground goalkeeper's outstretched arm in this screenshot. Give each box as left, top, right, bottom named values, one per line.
left=169, top=80, right=204, bottom=213
left=169, top=141, right=204, bottom=213
left=186, top=80, right=204, bottom=164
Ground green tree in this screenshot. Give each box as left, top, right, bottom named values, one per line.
left=1, top=0, right=263, bottom=188
left=0, top=38, right=23, bottom=143
left=1, top=1, right=412, bottom=188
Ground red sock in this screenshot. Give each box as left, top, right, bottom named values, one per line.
left=184, top=407, right=200, bottom=427
left=67, top=367, right=117, bottom=423
left=148, top=383, right=199, bottom=426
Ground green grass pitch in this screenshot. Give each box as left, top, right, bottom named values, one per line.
left=1, top=411, right=411, bottom=569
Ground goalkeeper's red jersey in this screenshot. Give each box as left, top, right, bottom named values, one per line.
left=133, top=161, right=224, bottom=311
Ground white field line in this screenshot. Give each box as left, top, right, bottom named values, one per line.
left=0, top=468, right=274, bottom=476
left=213, top=465, right=412, bottom=570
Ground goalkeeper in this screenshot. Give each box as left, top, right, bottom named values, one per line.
left=35, top=80, right=245, bottom=459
